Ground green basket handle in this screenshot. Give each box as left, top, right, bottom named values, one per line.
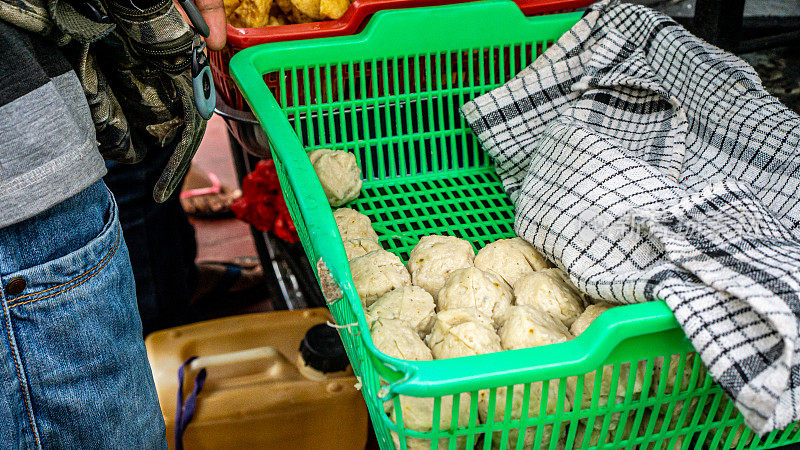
left=382, top=302, right=685, bottom=398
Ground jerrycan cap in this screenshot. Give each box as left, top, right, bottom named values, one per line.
left=299, top=323, right=349, bottom=373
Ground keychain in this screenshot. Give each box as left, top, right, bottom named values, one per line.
left=176, top=0, right=216, bottom=119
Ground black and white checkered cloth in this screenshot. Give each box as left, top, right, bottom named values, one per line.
left=461, top=1, right=800, bottom=434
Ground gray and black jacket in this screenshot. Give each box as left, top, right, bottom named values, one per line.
left=0, top=0, right=207, bottom=220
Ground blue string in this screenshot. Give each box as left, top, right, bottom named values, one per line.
left=175, top=356, right=207, bottom=450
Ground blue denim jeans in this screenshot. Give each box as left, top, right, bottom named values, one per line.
left=0, top=181, right=166, bottom=449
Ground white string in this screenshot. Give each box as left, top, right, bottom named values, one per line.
left=326, top=320, right=359, bottom=333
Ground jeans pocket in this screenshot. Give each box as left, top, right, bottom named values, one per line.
left=1, top=185, right=166, bottom=449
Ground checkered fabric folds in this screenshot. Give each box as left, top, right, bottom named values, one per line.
left=461, top=1, right=800, bottom=434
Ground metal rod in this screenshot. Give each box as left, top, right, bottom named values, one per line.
left=737, top=29, right=800, bottom=54
left=225, top=129, right=289, bottom=310
left=692, top=0, right=746, bottom=51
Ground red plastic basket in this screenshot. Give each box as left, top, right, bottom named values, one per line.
left=211, top=0, right=594, bottom=111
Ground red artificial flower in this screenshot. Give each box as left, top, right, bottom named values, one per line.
left=273, top=194, right=299, bottom=243
left=241, top=160, right=280, bottom=202
left=273, top=210, right=299, bottom=243
left=232, top=159, right=299, bottom=243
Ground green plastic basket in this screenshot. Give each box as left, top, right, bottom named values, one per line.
left=230, top=1, right=800, bottom=448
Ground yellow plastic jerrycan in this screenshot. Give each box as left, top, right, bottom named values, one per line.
left=145, top=308, right=368, bottom=450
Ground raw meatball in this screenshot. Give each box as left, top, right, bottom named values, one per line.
left=498, top=305, right=572, bottom=351
left=553, top=268, right=584, bottom=301
left=478, top=380, right=569, bottom=450
left=570, top=302, right=615, bottom=335
left=571, top=423, right=604, bottom=448
left=333, top=208, right=379, bottom=241
left=350, top=250, right=411, bottom=306
left=370, top=318, right=432, bottom=361
left=389, top=393, right=472, bottom=450
left=568, top=302, right=646, bottom=431
left=651, top=352, right=705, bottom=399
left=649, top=352, right=706, bottom=432
left=570, top=411, right=646, bottom=449
left=701, top=395, right=752, bottom=450
left=567, top=366, right=646, bottom=431
left=474, top=238, right=551, bottom=287
left=426, top=309, right=501, bottom=359
left=366, top=286, right=436, bottom=338
left=480, top=306, right=572, bottom=449
left=437, top=267, right=513, bottom=325
left=514, top=269, right=584, bottom=327
left=309, top=149, right=362, bottom=206
left=407, top=235, right=475, bottom=299
left=343, top=238, right=382, bottom=261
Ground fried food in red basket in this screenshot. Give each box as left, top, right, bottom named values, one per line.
left=227, top=0, right=351, bottom=27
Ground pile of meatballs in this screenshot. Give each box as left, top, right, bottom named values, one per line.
left=310, top=148, right=705, bottom=450
left=336, top=207, right=630, bottom=450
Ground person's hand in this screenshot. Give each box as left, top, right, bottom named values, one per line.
left=194, top=0, right=227, bottom=50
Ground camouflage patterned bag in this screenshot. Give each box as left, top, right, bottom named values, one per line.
left=0, top=0, right=211, bottom=201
